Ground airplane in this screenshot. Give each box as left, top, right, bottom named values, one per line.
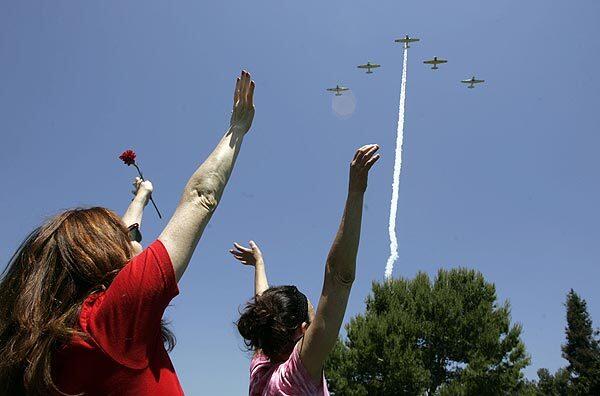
left=423, top=57, right=448, bottom=70
left=357, top=61, right=381, bottom=74
left=326, top=85, right=349, bottom=96
left=394, top=35, right=420, bottom=48
left=461, top=76, right=485, bottom=88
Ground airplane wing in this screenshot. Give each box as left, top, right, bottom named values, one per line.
left=326, top=88, right=337, bottom=91
left=460, top=80, right=471, bottom=84
left=339, top=87, right=349, bottom=91
left=423, top=60, right=436, bottom=64
left=370, top=63, right=380, bottom=67
left=357, top=65, right=368, bottom=69
left=437, top=59, right=448, bottom=63
left=473, top=79, right=484, bottom=83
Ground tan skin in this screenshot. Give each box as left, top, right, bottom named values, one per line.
left=157, top=70, right=255, bottom=282
left=231, top=144, right=380, bottom=382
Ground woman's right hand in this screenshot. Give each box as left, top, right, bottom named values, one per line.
left=348, top=144, right=380, bottom=193
left=230, top=241, right=263, bottom=267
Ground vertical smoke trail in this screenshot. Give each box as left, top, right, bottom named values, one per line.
left=384, top=46, right=408, bottom=280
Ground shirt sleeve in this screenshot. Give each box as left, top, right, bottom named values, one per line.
left=268, top=347, right=325, bottom=395
left=81, top=240, right=179, bottom=369
left=250, top=352, right=271, bottom=375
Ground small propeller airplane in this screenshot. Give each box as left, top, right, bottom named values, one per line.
left=423, top=57, right=448, bottom=70
left=461, top=76, right=485, bottom=89
left=357, top=61, right=381, bottom=74
left=326, top=85, right=349, bottom=96
left=394, top=35, right=420, bottom=48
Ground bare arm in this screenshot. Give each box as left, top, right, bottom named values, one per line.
left=159, top=71, right=255, bottom=281
left=122, top=177, right=153, bottom=227
left=300, top=144, right=380, bottom=382
left=230, top=241, right=269, bottom=296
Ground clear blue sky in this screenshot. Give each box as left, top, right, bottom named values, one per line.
left=1, top=1, right=599, bottom=393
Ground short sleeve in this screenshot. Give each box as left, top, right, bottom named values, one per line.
left=250, top=352, right=271, bottom=375
left=81, top=240, right=179, bottom=369
left=268, top=347, right=328, bottom=395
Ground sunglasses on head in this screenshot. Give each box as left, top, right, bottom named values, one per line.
left=127, top=223, right=142, bottom=243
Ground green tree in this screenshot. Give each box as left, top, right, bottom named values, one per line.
left=325, top=268, right=530, bottom=395
left=561, top=289, right=600, bottom=395
left=535, top=367, right=569, bottom=396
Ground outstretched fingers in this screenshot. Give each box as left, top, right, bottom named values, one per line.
left=355, top=144, right=378, bottom=165
left=233, top=242, right=251, bottom=253
left=360, top=145, right=379, bottom=166
left=365, top=153, right=381, bottom=170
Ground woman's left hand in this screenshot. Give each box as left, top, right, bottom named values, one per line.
left=230, top=241, right=263, bottom=267
left=132, top=177, right=153, bottom=203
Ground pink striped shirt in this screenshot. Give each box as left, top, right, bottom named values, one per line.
left=249, top=347, right=330, bottom=396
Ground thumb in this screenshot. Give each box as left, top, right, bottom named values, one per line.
left=249, top=241, right=261, bottom=253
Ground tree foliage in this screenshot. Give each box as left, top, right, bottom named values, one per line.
left=325, top=268, right=530, bottom=395
left=561, top=289, right=600, bottom=395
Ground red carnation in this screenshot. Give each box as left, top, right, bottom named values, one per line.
left=118, top=149, right=162, bottom=219
left=119, top=150, right=137, bottom=166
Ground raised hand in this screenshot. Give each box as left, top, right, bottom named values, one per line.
left=230, top=241, right=263, bottom=267
left=349, top=144, right=380, bottom=193
left=132, top=177, right=153, bottom=203
left=229, top=70, right=255, bottom=134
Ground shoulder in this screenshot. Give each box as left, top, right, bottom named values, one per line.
left=266, top=347, right=328, bottom=395
left=250, top=351, right=272, bottom=375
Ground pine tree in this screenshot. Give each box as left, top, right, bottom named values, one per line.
left=536, top=367, right=569, bottom=396
left=562, top=289, right=600, bottom=395
left=325, top=268, right=530, bottom=395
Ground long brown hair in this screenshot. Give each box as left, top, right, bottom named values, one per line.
left=0, top=207, right=174, bottom=395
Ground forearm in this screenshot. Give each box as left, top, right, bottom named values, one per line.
left=326, top=191, right=364, bottom=284
left=122, top=195, right=147, bottom=227
left=159, top=128, right=245, bottom=280
left=254, top=261, right=269, bottom=296
left=184, top=128, right=244, bottom=207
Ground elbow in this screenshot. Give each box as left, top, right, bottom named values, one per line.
left=185, top=177, right=222, bottom=212
left=326, top=260, right=356, bottom=287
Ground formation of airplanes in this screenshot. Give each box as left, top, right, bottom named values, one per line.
left=326, top=35, right=485, bottom=96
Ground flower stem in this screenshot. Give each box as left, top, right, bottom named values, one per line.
left=133, top=163, right=162, bottom=219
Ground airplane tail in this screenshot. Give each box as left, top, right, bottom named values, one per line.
left=432, top=65, right=438, bottom=70
left=367, top=70, right=373, bottom=74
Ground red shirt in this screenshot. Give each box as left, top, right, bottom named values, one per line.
left=53, top=240, right=184, bottom=396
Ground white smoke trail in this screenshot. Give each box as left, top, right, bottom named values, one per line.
left=384, top=46, right=408, bottom=280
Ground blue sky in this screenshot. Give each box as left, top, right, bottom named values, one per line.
left=1, top=0, right=599, bottom=393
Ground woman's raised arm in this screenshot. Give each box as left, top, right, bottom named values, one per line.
left=300, top=144, right=380, bottom=382
left=159, top=70, right=255, bottom=282
left=122, top=177, right=153, bottom=228
left=230, top=241, right=269, bottom=296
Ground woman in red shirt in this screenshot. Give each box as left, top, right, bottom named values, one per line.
left=0, top=71, right=256, bottom=395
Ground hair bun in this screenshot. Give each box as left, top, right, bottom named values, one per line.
left=237, top=286, right=309, bottom=360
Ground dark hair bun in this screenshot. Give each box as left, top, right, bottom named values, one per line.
left=237, top=286, right=309, bottom=360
